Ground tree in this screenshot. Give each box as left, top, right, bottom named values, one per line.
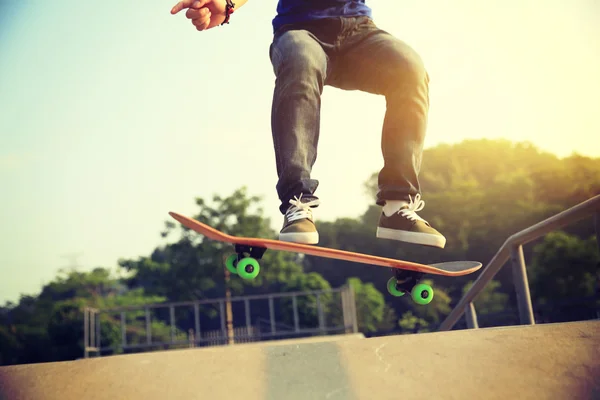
left=405, top=279, right=452, bottom=328
left=119, top=187, right=339, bottom=334
left=347, top=277, right=395, bottom=333
left=529, top=231, right=599, bottom=322
left=0, top=268, right=169, bottom=365
left=363, top=139, right=599, bottom=296
left=462, top=280, right=509, bottom=314
left=394, top=281, right=452, bottom=333
left=278, top=272, right=333, bottom=329
left=398, top=311, right=429, bottom=333
left=121, top=187, right=312, bottom=299
left=461, top=280, right=512, bottom=327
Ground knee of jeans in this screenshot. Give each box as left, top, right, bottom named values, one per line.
left=272, top=32, right=327, bottom=77
left=387, top=54, right=429, bottom=92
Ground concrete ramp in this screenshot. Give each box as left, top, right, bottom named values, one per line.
left=0, top=321, right=598, bottom=400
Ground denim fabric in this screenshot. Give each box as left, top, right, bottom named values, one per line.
left=269, top=16, right=430, bottom=214
left=272, top=0, right=371, bottom=33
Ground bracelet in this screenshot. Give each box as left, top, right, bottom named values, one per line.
left=221, top=0, right=235, bottom=25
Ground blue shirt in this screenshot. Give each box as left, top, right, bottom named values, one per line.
left=272, top=1, right=372, bottom=33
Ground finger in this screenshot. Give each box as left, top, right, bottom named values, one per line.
left=191, top=0, right=210, bottom=9
left=186, top=7, right=209, bottom=20
left=170, top=0, right=198, bottom=14
left=193, top=13, right=212, bottom=30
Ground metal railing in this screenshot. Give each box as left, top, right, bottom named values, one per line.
left=438, top=195, right=600, bottom=331
left=84, top=284, right=357, bottom=358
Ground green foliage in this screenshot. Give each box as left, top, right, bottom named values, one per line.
left=120, top=187, right=313, bottom=301
left=118, top=187, right=339, bottom=340
left=37, top=267, right=121, bottom=302
left=355, top=139, right=600, bottom=329
left=278, top=272, right=333, bottom=328
left=0, top=268, right=169, bottom=364
left=346, top=277, right=391, bottom=333
left=529, top=231, right=599, bottom=301
left=365, top=140, right=599, bottom=257
left=527, top=231, right=600, bottom=322
left=406, top=279, right=452, bottom=326
left=462, top=280, right=509, bottom=316
left=0, top=324, right=22, bottom=365
left=398, top=311, right=429, bottom=333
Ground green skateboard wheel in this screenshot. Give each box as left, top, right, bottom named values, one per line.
left=411, top=283, right=434, bottom=305
left=225, top=254, right=238, bottom=274
left=386, top=277, right=406, bottom=297
left=237, top=257, right=260, bottom=279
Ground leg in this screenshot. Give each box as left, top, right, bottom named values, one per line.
left=332, top=18, right=428, bottom=204
left=330, top=17, right=445, bottom=247
left=270, top=28, right=330, bottom=214
left=269, top=26, right=335, bottom=243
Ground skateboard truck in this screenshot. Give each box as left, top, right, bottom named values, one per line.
left=234, top=244, right=267, bottom=261
left=223, top=244, right=267, bottom=280
left=393, top=269, right=424, bottom=291
left=387, top=269, right=434, bottom=305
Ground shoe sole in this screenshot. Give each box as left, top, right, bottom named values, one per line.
left=279, top=231, right=319, bottom=244
left=376, top=227, right=446, bottom=248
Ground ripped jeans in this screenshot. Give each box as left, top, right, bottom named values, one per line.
left=269, top=16, right=430, bottom=214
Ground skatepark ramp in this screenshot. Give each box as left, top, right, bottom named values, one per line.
left=1, top=320, right=598, bottom=400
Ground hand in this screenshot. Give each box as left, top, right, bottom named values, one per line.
left=171, top=0, right=228, bottom=31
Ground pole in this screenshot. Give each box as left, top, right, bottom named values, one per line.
left=510, top=245, right=535, bottom=325
left=224, top=258, right=235, bottom=345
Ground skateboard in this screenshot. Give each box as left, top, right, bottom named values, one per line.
left=169, top=212, right=482, bottom=305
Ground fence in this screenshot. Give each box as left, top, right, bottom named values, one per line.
left=83, top=284, right=357, bottom=358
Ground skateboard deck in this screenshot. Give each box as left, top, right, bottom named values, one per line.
left=169, top=211, right=482, bottom=305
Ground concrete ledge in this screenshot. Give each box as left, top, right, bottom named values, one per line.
left=0, top=321, right=598, bottom=400
left=228, top=332, right=366, bottom=348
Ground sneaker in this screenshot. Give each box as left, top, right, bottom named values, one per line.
left=279, top=195, right=320, bottom=244
left=376, top=194, right=446, bottom=248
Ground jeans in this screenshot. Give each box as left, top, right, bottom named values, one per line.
left=269, top=16, right=430, bottom=214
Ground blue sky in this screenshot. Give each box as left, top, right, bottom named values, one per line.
left=1, top=0, right=599, bottom=304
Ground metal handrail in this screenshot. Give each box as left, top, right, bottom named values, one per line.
left=438, top=195, right=600, bottom=331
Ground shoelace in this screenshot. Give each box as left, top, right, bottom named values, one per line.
left=286, top=194, right=320, bottom=222
left=398, top=193, right=428, bottom=223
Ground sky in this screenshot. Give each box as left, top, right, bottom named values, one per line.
left=1, top=0, right=599, bottom=305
